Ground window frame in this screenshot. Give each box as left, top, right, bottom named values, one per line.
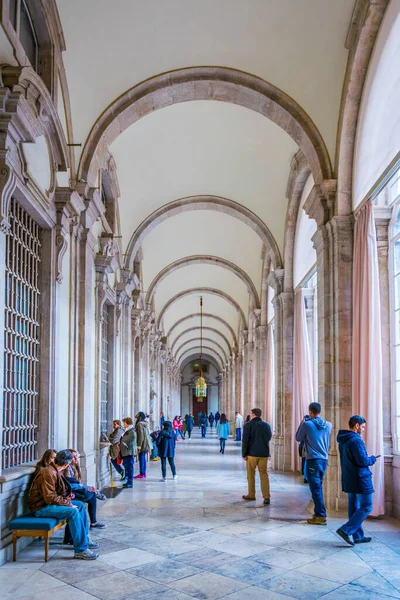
left=388, top=187, right=400, bottom=455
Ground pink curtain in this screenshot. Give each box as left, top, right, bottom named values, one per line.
left=292, top=288, right=314, bottom=472
left=265, top=323, right=275, bottom=432
left=352, top=200, right=384, bottom=516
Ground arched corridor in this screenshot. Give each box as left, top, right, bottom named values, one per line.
left=2, top=433, right=400, bottom=599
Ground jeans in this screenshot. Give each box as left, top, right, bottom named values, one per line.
left=122, top=455, right=134, bottom=485
left=306, top=458, right=328, bottom=517
left=138, top=451, right=147, bottom=475
left=35, top=500, right=88, bottom=553
left=176, top=430, right=185, bottom=440
left=219, top=438, right=226, bottom=453
left=151, top=441, right=159, bottom=459
left=209, top=421, right=214, bottom=429
left=235, top=428, right=242, bottom=441
left=187, top=429, right=192, bottom=438
left=341, top=493, right=373, bottom=541
left=201, top=424, right=207, bottom=438
left=161, top=456, right=176, bottom=478
left=111, top=457, right=124, bottom=476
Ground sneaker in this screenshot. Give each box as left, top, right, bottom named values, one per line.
left=120, top=473, right=126, bottom=480
left=95, top=493, right=107, bottom=501
left=354, top=537, right=372, bottom=544
left=150, top=457, right=160, bottom=461
left=336, top=528, right=354, bottom=546
left=90, top=522, right=107, bottom=529
left=173, top=475, right=178, bottom=480
left=134, top=474, right=146, bottom=479
left=242, top=495, right=256, bottom=501
left=74, top=549, right=99, bottom=560
left=88, top=540, right=100, bottom=549
left=160, top=478, right=167, bottom=482
left=122, top=483, right=133, bottom=488
left=263, top=499, right=270, bottom=505
left=307, top=516, right=327, bottom=525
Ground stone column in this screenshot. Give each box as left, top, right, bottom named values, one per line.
left=304, top=181, right=352, bottom=509
left=242, top=332, right=254, bottom=419
left=268, top=269, right=294, bottom=471
left=255, top=325, right=268, bottom=412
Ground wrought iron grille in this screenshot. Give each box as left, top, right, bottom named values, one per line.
left=2, top=198, right=41, bottom=469
left=100, top=304, right=109, bottom=436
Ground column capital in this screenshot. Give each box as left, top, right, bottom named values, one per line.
left=303, top=180, right=337, bottom=226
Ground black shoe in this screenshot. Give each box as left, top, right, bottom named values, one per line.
left=122, top=483, right=133, bottom=488
left=336, top=528, right=354, bottom=546
left=354, top=537, right=372, bottom=544
left=263, top=499, right=270, bottom=505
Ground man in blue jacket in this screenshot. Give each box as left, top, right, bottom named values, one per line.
left=336, top=415, right=378, bottom=546
left=295, top=402, right=332, bottom=525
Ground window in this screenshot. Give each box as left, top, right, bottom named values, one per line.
left=389, top=165, right=400, bottom=452
left=2, top=198, right=41, bottom=469
left=100, top=304, right=109, bottom=437
left=302, top=269, right=318, bottom=397
left=10, top=0, right=38, bottom=70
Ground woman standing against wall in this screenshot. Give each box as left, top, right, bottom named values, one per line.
left=120, top=417, right=137, bottom=488
left=135, top=412, right=152, bottom=479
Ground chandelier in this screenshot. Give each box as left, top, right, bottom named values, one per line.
left=195, top=296, right=207, bottom=399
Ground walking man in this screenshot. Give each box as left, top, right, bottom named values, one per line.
left=295, top=402, right=332, bottom=525
left=242, top=408, right=272, bottom=505
left=199, top=412, right=208, bottom=438
left=235, top=411, right=243, bottom=441
left=336, top=415, right=378, bottom=546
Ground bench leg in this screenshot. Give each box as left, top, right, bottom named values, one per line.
left=45, top=533, right=49, bottom=562
left=12, top=532, right=17, bottom=562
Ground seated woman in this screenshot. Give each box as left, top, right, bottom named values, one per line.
left=33, top=448, right=57, bottom=475
left=63, top=449, right=107, bottom=542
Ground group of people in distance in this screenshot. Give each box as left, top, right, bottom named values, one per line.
left=27, top=402, right=377, bottom=563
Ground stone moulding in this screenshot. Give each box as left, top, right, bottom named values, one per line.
left=78, top=66, right=332, bottom=189
left=167, top=313, right=238, bottom=347
left=175, top=337, right=228, bottom=363
left=145, top=255, right=260, bottom=309
left=178, top=346, right=224, bottom=370
left=170, top=326, right=232, bottom=356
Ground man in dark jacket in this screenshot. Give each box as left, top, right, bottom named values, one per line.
left=199, top=412, right=208, bottom=438
left=295, top=402, right=332, bottom=525
left=336, top=415, right=378, bottom=546
left=242, top=408, right=272, bottom=504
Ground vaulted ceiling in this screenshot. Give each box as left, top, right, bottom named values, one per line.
left=57, top=0, right=355, bottom=370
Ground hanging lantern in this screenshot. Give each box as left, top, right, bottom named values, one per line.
left=195, top=296, right=207, bottom=399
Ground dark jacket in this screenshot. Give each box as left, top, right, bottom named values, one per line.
left=120, top=426, right=137, bottom=457
left=185, top=416, right=194, bottom=431
left=337, top=430, right=377, bottom=494
left=108, top=426, right=124, bottom=459
left=29, top=465, right=73, bottom=513
left=199, top=414, right=208, bottom=426
left=242, top=417, right=272, bottom=458
left=157, top=428, right=176, bottom=458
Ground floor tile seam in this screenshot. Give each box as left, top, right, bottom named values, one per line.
left=349, top=571, right=400, bottom=595
left=317, top=580, right=400, bottom=600
left=62, top=580, right=106, bottom=600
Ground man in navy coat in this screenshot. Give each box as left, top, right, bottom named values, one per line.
left=336, top=415, right=379, bottom=546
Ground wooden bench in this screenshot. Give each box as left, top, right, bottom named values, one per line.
left=8, top=515, right=66, bottom=562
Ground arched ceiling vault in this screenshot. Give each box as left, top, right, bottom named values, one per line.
left=167, top=313, right=238, bottom=347
left=146, top=255, right=260, bottom=309
left=157, top=287, right=247, bottom=330
left=175, top=337, right=228, bottom=363
left=180, top=354, right=220, bottom=374
left=178, top=346, right=225, bottom=370
left=171, top=327, right=232, bottom=355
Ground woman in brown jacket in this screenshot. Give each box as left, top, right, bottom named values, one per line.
left=134, top=412, right=152, bottom=479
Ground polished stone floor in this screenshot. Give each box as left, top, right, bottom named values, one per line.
left=2, top=428, right=400, bottom=600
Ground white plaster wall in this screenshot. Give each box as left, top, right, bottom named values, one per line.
left=353, top=0, right=400, bottom=208
left=22, top=136, right=51, bottom=192
left=54, top=243, right=71, bottom=449
left=293, top=173, right=317, bottom=288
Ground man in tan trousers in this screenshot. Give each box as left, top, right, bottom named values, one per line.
left=242, top=408, right=272, bottom=505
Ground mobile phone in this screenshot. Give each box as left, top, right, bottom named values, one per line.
left=376, top=454, right=381, bottom=458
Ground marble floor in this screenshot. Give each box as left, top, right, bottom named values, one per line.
left=2, top=428, right=400, bottom=600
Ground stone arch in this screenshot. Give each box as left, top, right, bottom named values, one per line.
left=146, top=255, right=260, bottom=308
left=180, top=353, right=221, bottom=373
left=79, top=66, right=332, bottom=189
left=170, top=326, right=232, bottom=355
left=335, top=0, right=388, bottom=215
left=167, top=313, right=238, bottom=347
left=157, top=287, right=247, bottom=329
left=178, top=346, right=225, bottom=370
left=125, top=195, right=282, bottom=271
left=175, top=337, right=228, bottom=363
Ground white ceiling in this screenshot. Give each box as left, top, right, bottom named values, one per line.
left=55, top=0, right=354, bottom=370
left=168, top=316, right=237, bottom=349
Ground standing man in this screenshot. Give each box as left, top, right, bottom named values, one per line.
left=336, top=415, right=378, bottom=546
left=199, top=412, right=208, bottom=438
left=295, top=402, right=332, bottom=525
left=235, top=411, right=243, bottom=441
left=242, top=408, right=272, bottom=505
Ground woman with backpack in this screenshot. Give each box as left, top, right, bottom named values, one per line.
left=216, top=413, right=230, bottom=454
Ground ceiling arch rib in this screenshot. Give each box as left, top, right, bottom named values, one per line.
left=125, top=195, right=282, bottom=272
left=175, top=337, right=228, bottom=363
left=170, top=327, right=231, bottom=355
left=180, top=353, right=220, bottom=374
left=79, top=66, right=332, bottom=189
left=157, top=287, right=247, bottom=330
left=146, top=255, right=260, bottom=309
left=167, top=313, right=238, bottom=347
left=178, top=346, right=225, bottom=370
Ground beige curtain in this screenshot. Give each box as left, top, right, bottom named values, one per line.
left=265, top=323, right=275, bottom=431
left=352, top=200, right=384, bottom=516
left=292, top=287, right=314, bottom=472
